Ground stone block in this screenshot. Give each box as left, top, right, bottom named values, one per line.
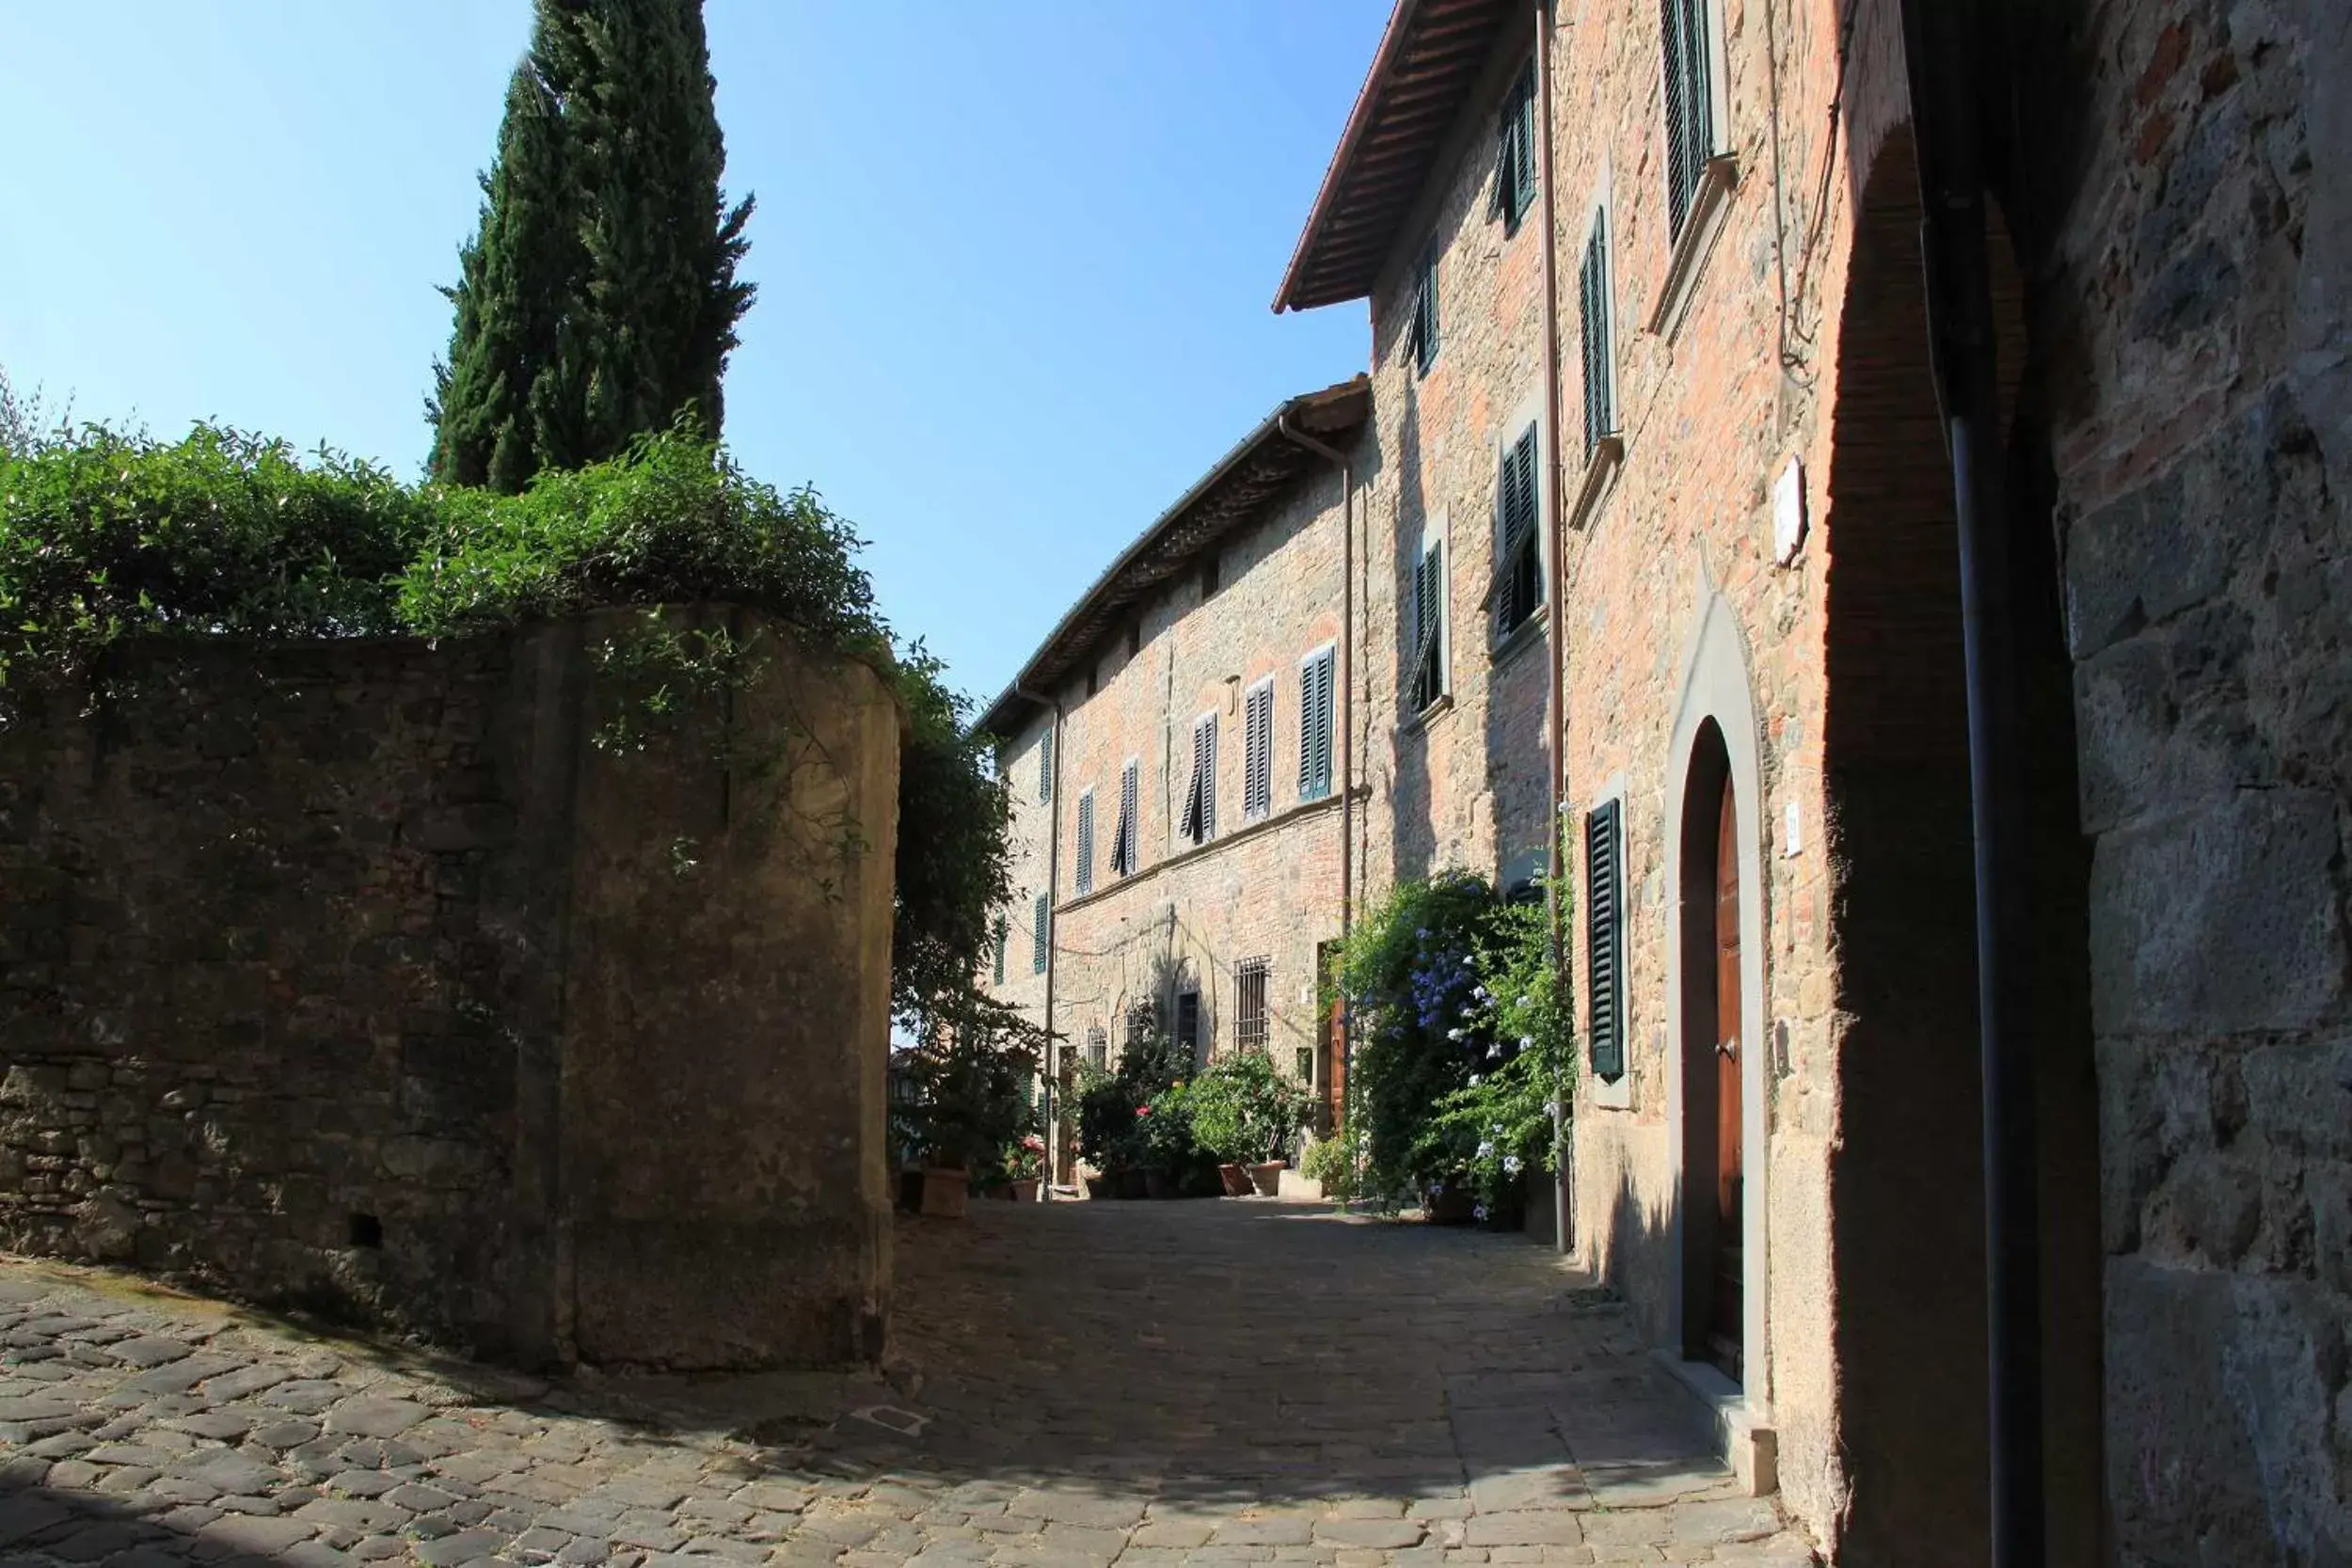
left=2088, top=787, right=2346, bottom=1036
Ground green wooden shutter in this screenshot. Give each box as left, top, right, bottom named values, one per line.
left=1311, top=650, right=1334, bottom=799
left=1076, top=790, right=1095, bottom=895
left=1498, top=427, right=1540, bottom=632
left=1118, top=760, right=1138, bottom=874
left=1201, top=713, right=1217, bottom=837
left=1038, top=726, right=1053, bottom=804
left=1660, top=0, right=1711, bottom=236
left=1412, top=546, right=1444, bottom=710
left=1032, top=892, right=1049, bottom=975
left=1581, top=216, right=1613, bottom=458
left=1585, top=799, right=1625, bottom=1083
left=993, top=916, right=1007, bottom=985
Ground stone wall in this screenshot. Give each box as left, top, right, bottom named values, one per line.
left=0, top=608, right=899, bottom=1371
left=993, top=466, right=1354, bottom=1111
left=2027, top=2, right=2352, bottom=1560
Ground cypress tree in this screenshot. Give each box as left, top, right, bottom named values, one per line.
left=560, top=0, right=755, bottom=458
left=427, top=59, right=577, bottom=492
left=427, top=0, right=754, bottom=490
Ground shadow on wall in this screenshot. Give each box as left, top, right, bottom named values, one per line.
left=1387, top=380, right=1438, bottom=882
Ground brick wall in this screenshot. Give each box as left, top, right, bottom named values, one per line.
left=0, top=610, right=900, bottom=1371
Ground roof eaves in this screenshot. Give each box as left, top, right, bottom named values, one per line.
left=976, top=377, right=1370, bottom=739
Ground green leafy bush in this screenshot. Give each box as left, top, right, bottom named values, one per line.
left=1187, top=1051, right=1313, bottom=1164
left=1339, top=870, right=1574, bottom=1212
left=1300, top=1129, right=1363, bottom=1202
left=896, top=988, right=1043, bottom=1172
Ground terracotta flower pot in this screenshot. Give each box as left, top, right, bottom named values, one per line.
left=983, top=1182, right=1014, bottom=1201
left=1247, top=1160, right=1286, bottom=1197
left=1143, top=1167, right=1178, bottom=1200
left=1009, top=1179, right=1041, bottom=1202
left=920, top=1167, right=969, bottom=1218
left=1083, top=1173, right=1115, bottom=1200
left=1423, top=1184, right=1476, bottom=1226
left=1218, top=1163, right=1253, bottom=1197
left=1117, top=1167, right=1149, bottom=1201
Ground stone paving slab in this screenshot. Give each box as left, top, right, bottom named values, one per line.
left=0, top=1203, right=1816, bottom=1565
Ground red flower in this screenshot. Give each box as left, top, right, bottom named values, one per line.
left=1136, top=1105, right=1152, bottom=1117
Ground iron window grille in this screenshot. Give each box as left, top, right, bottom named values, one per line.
left=1031, top=892, right=1049, bottom=975
left=1123, top=999, right=1157, bottom=1055
left=1660, top=0, right=1715, bottom=239
left=1243, top=678, right=1275, bottom=821
left=1580, top=211, right=1617, bottom=460
left=1235, top=958, right=1271, bottom=1053
left=1585, top=798, right=1626, bottom=1083
left=1409, top=540, right=1447, bottom=713
left=1181, top=713, right=1218, bottom=846
left=1086, top=1026, right=1108, bottom=1070
left=1297, top=648, right=1335, bottom=802
left=1408, top=245, right=1440, bottom=376
left=1494, top=425, right=1543, bottom=637
left=1494, top=61, right=1538, bottom=233
left=1075, top=788, right=1096, bottom=896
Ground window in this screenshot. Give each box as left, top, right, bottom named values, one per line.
left=1031, top=892, right=1050, bottom=975
left=1200, top=554, right=1220, bottom=600
left=1297, top=647, right=1335, bottom=802
left=1660, top=0, right=1716, bottom=238
left=1075, top=789, right=1096, bottom=896
left=1494, top=424, right=1542, bottom=637
left=1494, top=61, right=1538, bottom=233
left=1038, top=726, right=1053, bottom=804
left=1176, top=990, right=1201, bottom=1062
left=1580, top=210, right=1617, bottom=459
left=1110, top=759, right=1139, bottom=877
left=1123, top=998, right=1157, bottom=1053
left=1235, top=958, right=1270, bottom=1053
left=993, top=916, right=1007, bottom=986
left=1087, top=1025, right=1108, bottom=1070
left=1408, top=245, right=1440, bottom=375
left=1295, top=1047, right=1314, bottom=1085
left=1408, top=538, right=1448, bottom=713
left=1585, top=799, right=1626, bottom=1083
left=1243, top=679, right=1275, bottom=821
left=1181, top=714, right=1217, bottom=845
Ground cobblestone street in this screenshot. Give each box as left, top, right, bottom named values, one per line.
left=0, top=1202, right=1814, bottom=1566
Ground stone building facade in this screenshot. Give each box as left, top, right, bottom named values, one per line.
left=983, top=382, right=1370, bottom=1173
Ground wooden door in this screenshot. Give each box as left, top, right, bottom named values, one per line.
left=1318, top=942, right=1346, bottom=1132
left=1710, top=780, right=1744, bottom=1380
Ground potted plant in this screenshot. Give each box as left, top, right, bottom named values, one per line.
left=1006, top=1133, right=1045, bottom=1202
left=1136, top=1080, right=1200, bottom=1199
left=1188, top=1051, right=1312, bottom=1197
left=898, top=991, right=1043, bottom=1219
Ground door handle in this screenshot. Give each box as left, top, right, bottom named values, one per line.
left=1717, top=1037, right=1738, bottom=1059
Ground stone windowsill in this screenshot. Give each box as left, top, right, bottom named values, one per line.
left=1403, top=691, right=1455, bottom=736
left=1489, top=612, right=1549, bottom=671
left=1568, top=436, right=1625, bottom=532
left=1647, top=154, right=1739, bottom=341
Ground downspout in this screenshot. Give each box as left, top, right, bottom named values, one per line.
left=1534, top=0, right=1570, bottom=1256
left=1275, top=415, right=1355, bottom=1108
left=1013, top=685, right=1066, bottom=1196
left=1898, top=2, right=2043, bottom=1561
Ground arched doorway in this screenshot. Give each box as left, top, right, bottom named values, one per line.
left=1680, top=720, right=1742, bottom=1383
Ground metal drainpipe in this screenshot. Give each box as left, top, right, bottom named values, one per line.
left=1897, top=2, right=2044, bottom=1561
left=1275, top=415, right=1355, bottom=1108
left=1013, top=685, right=1066, bottom=1197
left=1534, top=0, right=1571, bottom=1256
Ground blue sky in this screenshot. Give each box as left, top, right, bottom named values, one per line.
left=0, top=2, right=1385, bottom=710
